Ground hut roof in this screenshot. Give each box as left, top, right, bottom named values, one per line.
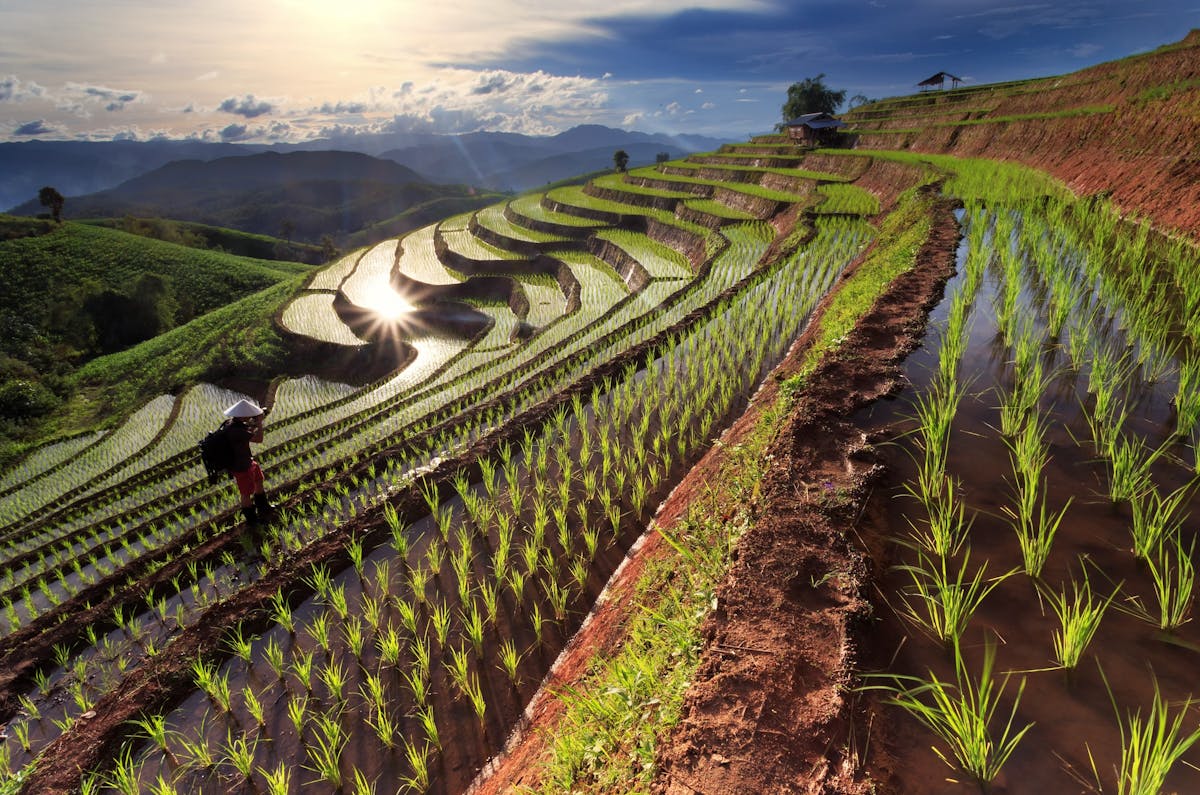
left=918, top=71, right=962, bottom=86
left=785, top=112, right=844, bottom=128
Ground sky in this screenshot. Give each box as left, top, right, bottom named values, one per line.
left=0, top=0, right=1196, bottom=144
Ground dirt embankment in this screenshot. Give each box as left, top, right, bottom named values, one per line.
left=850, top=31, right=1200, bottom=239
left=653, top=196, right=961, bottom=794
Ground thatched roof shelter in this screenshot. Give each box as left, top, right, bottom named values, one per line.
left=918, top=72, right=962, bottom=90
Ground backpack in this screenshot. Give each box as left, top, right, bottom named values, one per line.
left=198, top=421, right=235, bottom=484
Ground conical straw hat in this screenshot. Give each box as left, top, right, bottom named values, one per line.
left=223, top=399, right=263, bottom=418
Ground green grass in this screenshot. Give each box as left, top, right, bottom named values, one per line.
left=527, top=366, right=787, bottom=793
left=81, top=216, right=326, bottom=263
left=787, top=185, right=932, bottom=384
left=61, top=277, right=304, bottom=434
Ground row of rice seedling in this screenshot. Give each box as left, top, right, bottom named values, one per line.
left=625, top=165, right=812, bottom=205
left=869, top=179, right=1200, bottom=792
left=473, top=204, right=568, bottom=245
left=340, top=239, right=416, bottom=319
left=306, top=247, right=365, bottom=292
left=592, top=229, right=693, bottom=280
left=396, top=225, right=464, bottom=286
left=666, top=156, right=851, bottom=183
left=75, top=197, right=872, bottom=794
left=0, top=395, right=176, bottom=527
left=268, top=376, right=358, bottom=424
left=281, top=292, right=370, bottom=345
left=439, top=227, right=524, bottom=262
left=0, top=431, right=108, bottom=494
left=506, top=194, right=603, bottom=230
left=813, top=182, right=881, bottom=216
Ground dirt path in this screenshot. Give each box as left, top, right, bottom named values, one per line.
left=652, top=197, right=961, bottom=794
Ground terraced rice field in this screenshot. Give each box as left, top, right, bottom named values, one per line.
left=0, top=143, right=955, bottom=794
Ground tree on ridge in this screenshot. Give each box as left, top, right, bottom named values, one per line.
left=38, top=186, right=64, bottom=223
left=779, top=74, right=846, bottom=127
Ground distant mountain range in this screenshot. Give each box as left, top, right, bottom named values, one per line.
left=379, top=125, right=724, bottom=189
left=0, top=124, right=728, bottom=212
left=8, top=150, right=496, bottom=243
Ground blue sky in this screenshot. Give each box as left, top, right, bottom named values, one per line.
left=0, top=1, right=1195, bottom=143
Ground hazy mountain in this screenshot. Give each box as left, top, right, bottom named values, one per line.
left=9, top=150, right=479, bottom=242
left=0, top=139, right=263, bottom=212
left=381, top=124, right=727, bottom=188
left=2, top=125, right=729, bottom=218
left=484, top=143, right=691, bottom=192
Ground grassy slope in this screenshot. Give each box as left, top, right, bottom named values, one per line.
left=0, top=218, right=307, bottom=320
left=60, top=278, right=303, bottom=433
left=0, top=217, right=311, bottom=454
left=80, top=217, right=326, bottom=264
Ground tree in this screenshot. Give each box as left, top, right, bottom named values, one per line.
left=655, top=152, right=671, bottom=163
left=779, top=74, right=847, bottom=127
left=38, top=186, right=64, bottom=223
left=613, top=149, right=630, bottom=173
left=320, top=234, right=339, bottom=263
left=848, top=94, right=873, bottom=110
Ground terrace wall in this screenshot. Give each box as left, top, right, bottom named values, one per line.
left=844, top=31, right=1200, bottom=239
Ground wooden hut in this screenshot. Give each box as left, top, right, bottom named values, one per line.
left=784, top=112, right=846, bottom=145
left=918, top=72, right=963, bottom=90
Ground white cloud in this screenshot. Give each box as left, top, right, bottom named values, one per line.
left=196, top=71, right=219, bottom=81
left=0, top=74, right=47, bottom=103
left=701, top=101, right=716, bottom=109
left=1069, top=42, right=1102, bottom=58
left=218, top=94, right=274, bottom=118
left=53, top=82, right=149, bottom=113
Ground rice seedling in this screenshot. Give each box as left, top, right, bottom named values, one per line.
left=1173, top=356, right=1200, bottom=442
left=1137, top=531, right=1196, bottom=631
left=305, top=711, right=348, bottom=788
left=498, top=638, right=524, bottom=685
left=287, top=694, right=307, bottom=736
left=868, top=640, right=1033, bottom=788
left=1092, top=668, right=1200, bottom=795
left=259, top=762, right=291, bottom=795
left=1106, top=436, right=1166, bottom=504
left=1044, top=571, right=1117, bottom=669
left=291, top=650, right=315, bottom=694
left=1129, top=483, right=1192, bottom=561
left=221, top=728, right=258, bottom=783
left=902, top=473, right=972, bottom=559
left=1004, top=482, right=1071, bottom=579
left=894, top=549, right=1014, bottom=646
left=399, top=736, right=432, bottom=792
left=430, top=599, right=452, bottom=647
left=102, top=746, right=142, bottom=795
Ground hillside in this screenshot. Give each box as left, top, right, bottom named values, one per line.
left=9, top=150, right=492, bottom=244
left=841, top=29, right=1200, bottom=237
left=0, top=217, right=311, bottom=462
left=0, top=139, right=260, bottom=215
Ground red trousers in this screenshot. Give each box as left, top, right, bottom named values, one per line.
left=233, top=461, right=264, bottom=501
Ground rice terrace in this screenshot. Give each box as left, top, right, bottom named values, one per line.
left=1, top=25, right=1200, bottom=795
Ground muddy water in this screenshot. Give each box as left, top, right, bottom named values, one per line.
left=856, top=221, right=1200, bottom=792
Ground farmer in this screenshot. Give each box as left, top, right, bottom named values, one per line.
left=224, top=399, right=275, bottom=526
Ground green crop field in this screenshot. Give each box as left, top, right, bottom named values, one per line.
left=4, top=94, right=1197, bottom=795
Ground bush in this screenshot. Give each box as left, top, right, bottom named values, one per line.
left=0, top=379, right=61, bottom=421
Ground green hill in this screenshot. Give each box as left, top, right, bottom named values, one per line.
left=81, top=216, right=328, bottom=264
left=0, top=215, right=311, bottom=462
